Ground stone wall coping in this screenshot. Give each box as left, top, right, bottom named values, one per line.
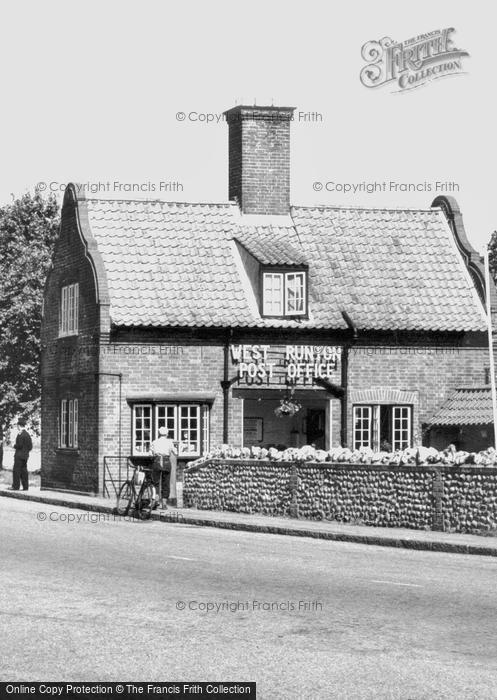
left=188, top=458, right=497, bottom=476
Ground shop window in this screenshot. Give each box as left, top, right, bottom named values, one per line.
left=179, top=405, right=200, bottom=454
left=262, top=271, right=306, bottom=317
left=132, top=403, right=210, bottom=457
left=59, top=283, right=79, bottom=336
left=59, top=398, right=78, bottom=448
left=353, top=405, right=412, bottom=451
left=133, top=404, right=152, bottom=454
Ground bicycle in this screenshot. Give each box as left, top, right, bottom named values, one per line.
left=116, top=466, right=157, bottom=520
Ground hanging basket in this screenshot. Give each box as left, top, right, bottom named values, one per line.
left=274, top=399, right=302, bottom=418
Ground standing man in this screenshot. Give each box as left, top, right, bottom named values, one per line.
left=11, top=418, right=32, bottom=491
left=150, top=427, right=177, bottom=508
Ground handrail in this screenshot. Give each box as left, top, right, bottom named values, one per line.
left=103, top=455, right=143, bottom=498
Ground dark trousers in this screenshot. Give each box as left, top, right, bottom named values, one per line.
left=152, top=460, right=171, bottom=500
left=13, top=456, right=29, bottom=490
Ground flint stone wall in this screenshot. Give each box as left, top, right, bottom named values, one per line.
left=442, top=469, right=497, bottom=533
left=183, top=460, right=497, bottom=534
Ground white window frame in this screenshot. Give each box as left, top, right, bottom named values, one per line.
left=285, top=271, right=306, bottom=315
left=60, top=399, right=68, bottom=448
left=133, top=403, right=210, bottom=457
left=156, top=404, right=176, bottom=442
left=202, top=405, right=210, bottom=455
left=59, top=398, right=78, bottom=449
left=262, top=271, right=307, bottom=317
left=133, top=404, right=152, bottom=455
left=59, top=283, right=79, bottom=336
left=353, top=405, right=372, bottom=449
left=353, top=404, right=412, bottom=451
left=263, top=272, right=284, bottom=316
left=392, top=406, right=411, bottom=451
left=178, top=404, right=201, bottom=456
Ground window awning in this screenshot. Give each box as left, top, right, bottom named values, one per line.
left=126, top=392, right=216, bottom=404
left=427, top=387, right=493, bottom=426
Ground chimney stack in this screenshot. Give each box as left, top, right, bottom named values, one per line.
left=224, top=105, right=295, bottom=215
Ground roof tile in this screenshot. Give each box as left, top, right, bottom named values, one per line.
left=428, top=387, right=493, bottom=425
left=83, top=199, right=487, bottom=332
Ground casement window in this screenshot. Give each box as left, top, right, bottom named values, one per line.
left=392, top=406, right=411, bottom=451
left=59, top=398, right=78, bottom=449
left=262, top=271, right=307, bottom=317
left=133, top=404, right=152, bottom=454
left=353, top=405, right=412, bottom=451
left=59, top=283, right=79, bottom=336
left=132, top=403, right=210, bottom=457
left=353, top=405, right=372, bottom=449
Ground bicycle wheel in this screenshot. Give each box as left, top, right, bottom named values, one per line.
left=116, top=481, right=133, bottom=516
left=136, top=483, right=155, bottom=520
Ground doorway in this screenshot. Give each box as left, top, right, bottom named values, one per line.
left=306, top=408, right=326, bottom=449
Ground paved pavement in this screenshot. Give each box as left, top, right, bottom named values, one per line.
left=1, top=483, right=497, bottom=557
left=1, top=497, right=497, bottom=699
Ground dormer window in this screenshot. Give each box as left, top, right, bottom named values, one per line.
left=262, top=270, right=307, bottom=317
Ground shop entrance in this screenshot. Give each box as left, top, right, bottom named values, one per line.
left=306, top=409, right=326, bottom=449
left=240, top=391, right=329, bottom=450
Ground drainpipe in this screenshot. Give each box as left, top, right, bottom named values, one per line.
left=484, top=248, right=497, bottom=450
left=221, top=330, right=233, bottom=444
left=341, top=311, right=358, bottom=448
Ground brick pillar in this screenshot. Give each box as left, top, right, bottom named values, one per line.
left=288, top=463, right=299, bottom=518
left=431, top=469, right=444, bottom=531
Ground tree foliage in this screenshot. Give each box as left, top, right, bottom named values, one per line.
left=0, top=192, right=59, bottom=437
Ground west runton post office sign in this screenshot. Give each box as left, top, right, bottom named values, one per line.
left=360, top=28, right=469, bottom=92
left=230, top=345, right=342, bottom=387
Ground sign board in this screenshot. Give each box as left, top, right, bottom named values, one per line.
left=230, top=344, right=342, bottom=388
left=243, top=417, right=263, bottom=443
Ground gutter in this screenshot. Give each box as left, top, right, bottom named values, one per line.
left=341, top=311, right=358, bottom=448
left=221, top=329, right=234, bottom=443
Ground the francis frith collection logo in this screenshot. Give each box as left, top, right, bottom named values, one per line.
left=360, top=28, right=469, bottom=92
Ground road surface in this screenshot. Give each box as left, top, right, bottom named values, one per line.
left=1, top=497, right=497, bottom=699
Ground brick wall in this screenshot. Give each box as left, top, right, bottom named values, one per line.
left=99, top=341, right=227, bottom=456
left=347, top=343, right=489, bottom=446
left=226, top=106, right=294, bottom=215
left=41, top=283, right=491, bottom=495
left=41, top=193, right=100, bottom=493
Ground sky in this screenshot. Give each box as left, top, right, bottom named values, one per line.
left=1, top=0, right=495, bottom=253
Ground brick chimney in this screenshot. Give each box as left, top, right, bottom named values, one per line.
left=224, top=105, right=295, bottom=215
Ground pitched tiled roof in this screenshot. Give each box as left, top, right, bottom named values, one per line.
left=82, top=198, right=487, bottom=331
left=291, top=206, right=485, bottom=332
left=84, top=200, right=252, bottom=328
left=234, top=226, right=307, bottom=266
left=427, top=387, right=493, bottom=425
